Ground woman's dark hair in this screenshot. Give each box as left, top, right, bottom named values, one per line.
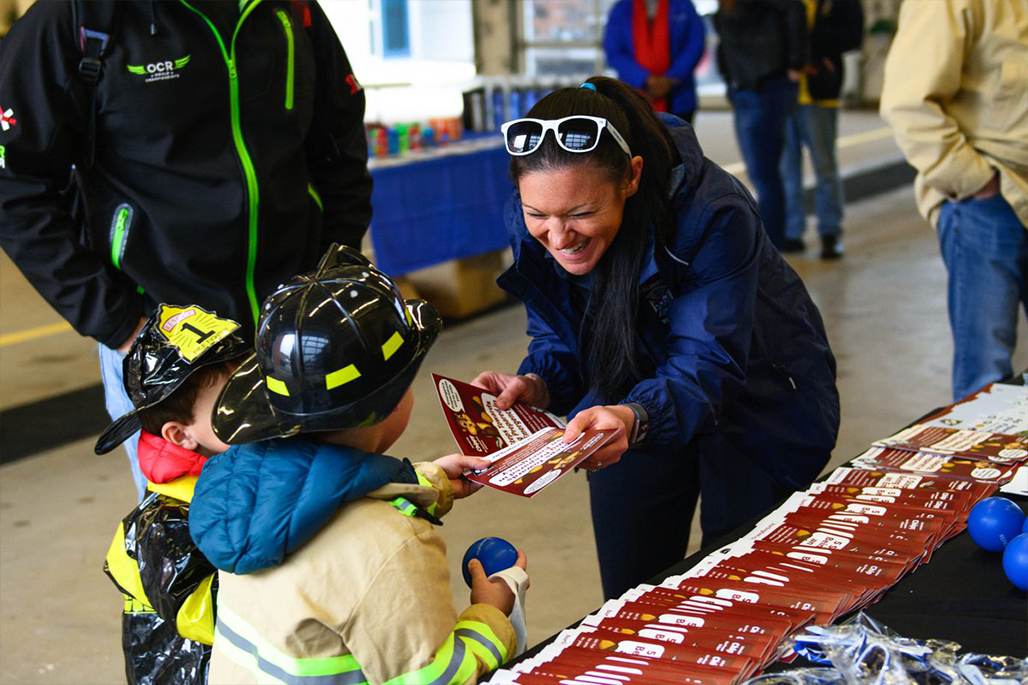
left=510, top=76, right=679, bottom=401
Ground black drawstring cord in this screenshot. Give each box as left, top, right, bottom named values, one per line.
left=148, top=0, right=158, bottom=35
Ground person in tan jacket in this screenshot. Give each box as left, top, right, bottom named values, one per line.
left=188, top=246, right=528, bottom=684
left=880, top=0, right=1028, bottom=401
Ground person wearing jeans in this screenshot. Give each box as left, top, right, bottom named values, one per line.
left=728, top=76, right=797, bottom=248
left=780, top=0, right=863, bottom=259
left=881, top=0, right=1028, bottom=401
left=937, top=194, right=1028, bottom=400
left=714, top=0, right=808, bottom=248
left=98, top=344, right=147, bottom=498
left=781, top=104, right=843, bottom=257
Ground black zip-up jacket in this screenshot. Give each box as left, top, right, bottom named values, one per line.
left=0, top=0, right=371, bottom=347
left=805, top=0, right=864, bottom=101
left=714, top=0, right=809, bottom=91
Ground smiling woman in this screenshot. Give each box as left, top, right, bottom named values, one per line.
left=474, top=76, right=841, bottom=599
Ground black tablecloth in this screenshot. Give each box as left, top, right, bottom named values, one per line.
left=648, top=494, right=1028, bottom=660
left=515, top=387, right=1028, bottom=667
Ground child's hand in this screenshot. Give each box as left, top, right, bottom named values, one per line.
left=433, top=453, right=489, bottom=499
left=468, top=550, right=528, bottom=616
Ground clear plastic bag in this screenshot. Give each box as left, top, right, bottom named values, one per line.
left=743, top=613, right=1028, bottom=685
left=739, top=668, right=844, bottom=684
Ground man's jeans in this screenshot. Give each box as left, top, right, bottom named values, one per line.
left=781, top=104, right=844, bottom=239
left=98, top=344, right=147, bottom=499
left=937, top=193, right=1028, bottom=401
left=729, top=76, right=797, bottom=248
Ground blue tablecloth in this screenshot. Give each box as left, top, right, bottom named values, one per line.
left=369, top=141, right=514, bottom=276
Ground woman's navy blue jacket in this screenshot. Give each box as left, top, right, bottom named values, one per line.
left=497, top=116, right=840, bottom=489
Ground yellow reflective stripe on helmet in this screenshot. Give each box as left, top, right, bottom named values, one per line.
left=267, top=376, right=290, bottom=396
left=381, top=331, right=404, bottom=360
left=389, top=497, right=417, bottom=517
left=326, top=364, right=361, bottom=390
left=216, top=607, right=366, bottom=683
left=454, top=620, right=507, bottom=669
left=382, top=633, right=478, bottom=685
left=176, top=573, right=216, bottom=645
left=105, top=521, right=154, bottom=611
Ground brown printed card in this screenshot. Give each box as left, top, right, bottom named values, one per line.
left=711, top=550, right=903, bottom=598
left=821, top=468, right=995, bottom=508
left=432, top=374, right=565, bottom=457
left=568, top=628, right=757, bottom=676
left=583, top=616, right=782, bottom=666
left=851, top=447, right=1018, bottom=485
left=630, top=585, right=819, bottom=629
left=872, top=424, right=1028, bottom=464
left=465, top=427, right=616, bottom=497
left=590, top=599, right=794, bottom=642
left=533, top=648, right=742, bottom=685
left=919, top=383, right=1028, bottom=435
left=668, top=579, right=842, bottom=625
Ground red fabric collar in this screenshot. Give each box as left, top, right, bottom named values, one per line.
left=633, top=0, right=671, bottom=112
left=137, top=431, right=208, bottom=484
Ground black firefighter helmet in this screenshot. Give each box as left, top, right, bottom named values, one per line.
left=94, top=305, right=249, bottom=455
left=212, top=245, right=442, bottom=444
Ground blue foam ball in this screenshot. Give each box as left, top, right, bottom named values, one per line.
left=462, top=537, right=518, bottom=587
left=968, top=497, right=1025, bottom=552
left=1002, top=533, right=1028, bottom=591
left=1023, top=516, right=1028, bottom=535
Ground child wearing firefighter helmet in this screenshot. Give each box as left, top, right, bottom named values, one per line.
left=189, top=245, right=529, bottom=684
left=97, top=304, right=250, bottom=684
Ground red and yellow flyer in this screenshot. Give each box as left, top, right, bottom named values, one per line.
left=852, top=446, right=1018, bottom=484
left=465, top=427, right=617, bottom=498
left=872, top=424, right=1028, bottom=464
left=433, top=374, right=565, bottom=457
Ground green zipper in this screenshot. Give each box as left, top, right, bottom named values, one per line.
left=307, top=182, right=323, bottom=212
left=110, top=204, right=133, bottom=269
left=179, top=0, right=264, bottom=326
left=275, top=9, right=295, bottom=111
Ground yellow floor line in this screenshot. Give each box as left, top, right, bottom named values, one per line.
left=723, top=126, right=894, bottom=178
left=0, top=321, right=74, bottom=348
left=837, top=126, right=895, bottom=148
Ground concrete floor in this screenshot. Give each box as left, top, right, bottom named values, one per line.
left=3, top=111, right=1027, bottom=683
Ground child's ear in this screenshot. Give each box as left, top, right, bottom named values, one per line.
left=162, top=421, right=199, bottom=451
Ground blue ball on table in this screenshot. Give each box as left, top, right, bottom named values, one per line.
left=1023, top=516, right=1028, bottom=535
left=462, top=537, right=518, bottom=587
left=1003, top=533, right=1028, bottom=591
left=967, top=497, right=1025, bottom=552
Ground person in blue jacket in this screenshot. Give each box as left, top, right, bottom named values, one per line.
left=603, top=0, right=707, bottom=123
left=477, top=76, right=839, bottom=599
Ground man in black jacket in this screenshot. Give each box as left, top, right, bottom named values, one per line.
left=714, top=0, right=809, bottom=249
left=780, top=0, right=864, bottom=259
left=0, top=0, right=371, bottom=496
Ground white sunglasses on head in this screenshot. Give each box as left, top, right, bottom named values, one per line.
left=501, top=115, right=633, bottom=158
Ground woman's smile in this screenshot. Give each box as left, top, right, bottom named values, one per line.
left=558, top=239, right=589, bottom=256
